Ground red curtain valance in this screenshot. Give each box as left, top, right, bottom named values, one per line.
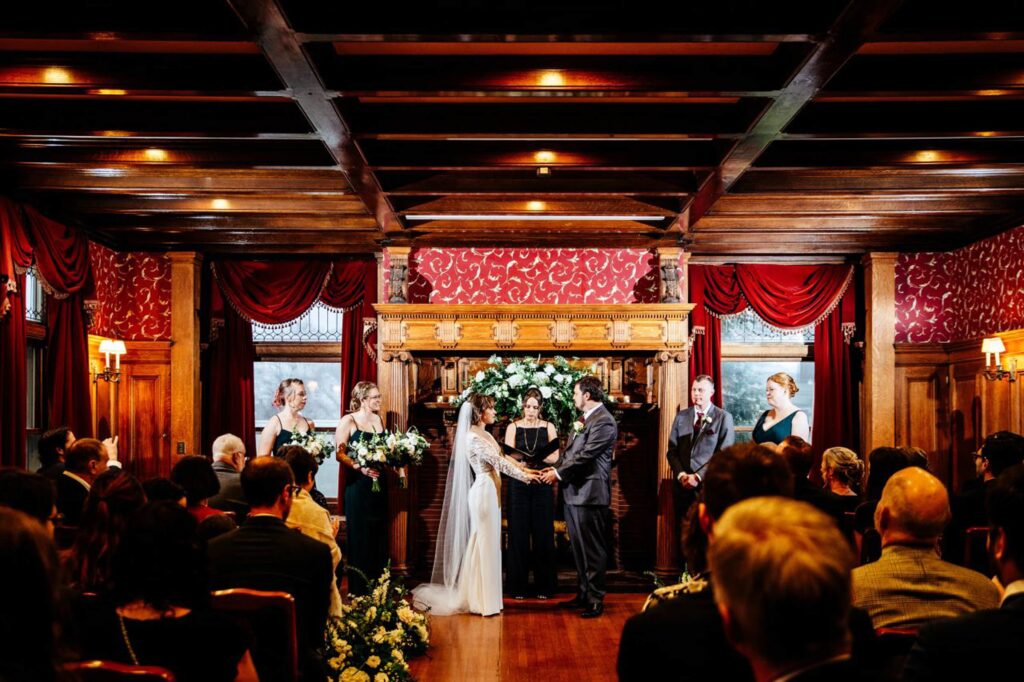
left=211, top=260, right=333, bottom=326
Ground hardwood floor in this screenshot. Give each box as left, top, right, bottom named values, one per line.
left=408, top=594, right=646, bottom=681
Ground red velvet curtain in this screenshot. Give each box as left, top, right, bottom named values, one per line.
left=690, top=263, right=856, bottom=452
left=213, top=260, right=332, bottom=325
left=1, top=200, right=31, bottom=465
left=322, top=258, right=378, bottom=408
left=687, top=266, right=724, bottom=407
left=204, top=282, right=257, bottom=458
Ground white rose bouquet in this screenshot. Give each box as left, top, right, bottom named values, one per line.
left=384, top=428, right=429, bottom=488
left=288, top=429, right=336, bottom=465
left=351, top=432, right=390, bottom=492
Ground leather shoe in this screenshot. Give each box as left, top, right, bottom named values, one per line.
left=558, top=597, right=586, bottom=609
left=580, top=603, right=604, bottom=619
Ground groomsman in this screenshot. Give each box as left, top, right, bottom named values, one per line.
left=668, top=375, right=735, bottom=505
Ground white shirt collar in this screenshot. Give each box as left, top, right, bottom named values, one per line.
left=773, top=654, right=851, bottom=682
left=583, top=403, right=602, bottom=421
left=62, top=470, right=91, bottom=491
left=1002, top=579, right=1024, bottom=605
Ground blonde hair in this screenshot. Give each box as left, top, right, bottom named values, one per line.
left=350, top=381, right=379, bottom=412
left=709, top=497, right=854, bottom=667
left=822, top=447, right=864, bottom=490
left=469, top=393, right=495, bottom=425
left=767, top=372, right=799, bottom=397
left=272, top=378, right=304, bottom=408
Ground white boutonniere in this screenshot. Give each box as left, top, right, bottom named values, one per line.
left=572, top=420, right=585, bottom=434
left=700, top=413, right=713, bottom=428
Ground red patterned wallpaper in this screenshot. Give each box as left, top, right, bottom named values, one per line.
left=896, top=224, right=1024, bottom=343
left=388, top=247, right=660, bottom=304
left=89, top=242, right=171, bottom=341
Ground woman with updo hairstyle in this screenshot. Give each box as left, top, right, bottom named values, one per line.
left=334, top=381, right=388, bottom=595
left=820, top=446, right=864, bottom=514
left=752, top=371, right=810, bottom=446
left=257, top=377, right=315, bottom=457
left=65, top=468, right=146, bottom=593
left=503, top=387, right=560, bottom=598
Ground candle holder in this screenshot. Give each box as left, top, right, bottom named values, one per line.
left=982, top=337, right=1016, bottom=382
left=94, top=339, right=127, bottom=384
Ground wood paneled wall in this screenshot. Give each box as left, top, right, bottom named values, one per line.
left=89, top=337, right=172, bottom=480
left=895, top=329, right=1024, bottom=490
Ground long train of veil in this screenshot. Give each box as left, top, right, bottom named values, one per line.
left=410, top=401, right=474, bottom=615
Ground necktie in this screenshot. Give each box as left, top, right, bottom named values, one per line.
left=695, top=411, right=705, bottom=426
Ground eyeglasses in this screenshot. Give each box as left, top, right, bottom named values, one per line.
left=47, top=512, right=64, bottom=525
left=288, top=485, right=302, bottom=496
left=972, top=452, right=987, bottom=461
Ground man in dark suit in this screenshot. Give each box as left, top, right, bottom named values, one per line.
left=207, top=457, right=333, bottom=681
left=36, top=426, right=74, bottom=480
left=710, top=497, right=862, bottom=682
left=903, top=463, right=1024, bottom=680
left=540, top=375, right=616, bottom=618
left=667, top=375, right=735, bottom=507
left=55, top=438, right=109, bottom=526
left=208, top=433, right=249, bottom=518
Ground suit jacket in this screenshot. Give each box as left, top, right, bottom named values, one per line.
left=555, top=404, right=616, bottom=507
left=667, top=404, right=735, bottom=480
left=55, top=471, right=90, bottom=526
left=208, top=461, right=249, bottom=518
left=851, top=544, right=1001, bottom=629
left=903, top=593, right=1024, bottom=681
left=207, top=515, right=333, bottom=679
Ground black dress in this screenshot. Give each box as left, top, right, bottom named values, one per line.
left=344, top=429, right=389, bottom=596
left=506, top=424, right=557, bottom=598
left=272, top=415, right=329, bottom=510
left=751, top=410, right=804, bottom=446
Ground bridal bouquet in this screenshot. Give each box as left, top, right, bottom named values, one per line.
left=384, top=428, right=429, bottom=488
left=453, top=355, right=594, bottom=434
left=350, top=433, right=389, bottom=492
left=288, top=429, right=336, bottom=465
left=325, top=566, right=430, bottom=682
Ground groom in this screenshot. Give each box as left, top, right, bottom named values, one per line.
left=540, top=375, right=616, bottom=618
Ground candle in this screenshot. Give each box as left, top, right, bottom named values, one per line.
left=986, top=351, right=993, bottom=368
left=104, top=351, right=111, bottom=369
left=115, top=352, right=121, bottom=370
left=996, top=351, right=1002, bottom=368
left=436, top=395, right=444, bottom=403
left=622, top=395, right=630, bottom=403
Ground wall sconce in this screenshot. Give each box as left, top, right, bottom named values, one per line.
left=95, top=339, right=127, bottom=383
left=982, top=336, right=1016, bottom=382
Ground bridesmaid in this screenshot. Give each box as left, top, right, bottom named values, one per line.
left=503, top=388, right=560, bottom=599
left=752, top=372, right=810, bottom=447
left=335, top=381, right=389, bottom=596
left=258, top=378, right=329, bottom=509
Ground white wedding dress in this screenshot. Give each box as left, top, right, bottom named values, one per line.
left=412, top=403, right=533, bottom=616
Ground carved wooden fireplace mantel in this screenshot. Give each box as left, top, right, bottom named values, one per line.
left=375, top=302, right=696, bottom=577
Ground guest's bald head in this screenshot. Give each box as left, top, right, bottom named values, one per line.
left=875, top=467, right=951, bottom=544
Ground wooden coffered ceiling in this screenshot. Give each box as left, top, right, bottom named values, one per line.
left=2, top=0, right=1024, bottom=255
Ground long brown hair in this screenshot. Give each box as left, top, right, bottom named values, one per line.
left=469, top=393, right=496, bottom=425
left=272, top=378, right=304, bottom=409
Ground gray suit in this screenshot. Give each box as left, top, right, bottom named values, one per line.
left=555, top=404, right=617, bottom=606
left=209, top=461, right=249, bottom=519
left=667, top=404, right=735, bottom=482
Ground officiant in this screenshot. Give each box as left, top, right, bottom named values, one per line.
left=667, top=375, right=736, bottom=513
left=503, top=388, right=560, bottom=599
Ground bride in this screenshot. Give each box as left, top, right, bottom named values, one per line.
left=412, top=393, right=542, bottom=616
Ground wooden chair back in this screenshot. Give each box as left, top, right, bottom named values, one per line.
left=63, top=660, right=176, bottom=681
left=874, top=627, right=919, bottom=679
left=963, top=526, right=990, bottom=574
left=211, top=588, right=298, bottom=682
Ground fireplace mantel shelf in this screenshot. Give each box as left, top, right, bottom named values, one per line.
left=374, top=303, right=695, bottom=352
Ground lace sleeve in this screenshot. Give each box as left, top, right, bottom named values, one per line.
left=472, top=435, right=532, bottom=483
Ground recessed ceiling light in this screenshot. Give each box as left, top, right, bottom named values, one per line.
left=94, top=89, right=126, bottom=96
left=142, top=148, right=169, bottom=162
left=211, top=198, right=231, bottom=209
left=537, top=70, right=566, bottom=87
left=42, top=67, right=73, bottom=84
left=527, top=201, right=546, bottom=211
left=534, top=150, right=556, bottom=164
left=536, top=166, right=551, bottom=176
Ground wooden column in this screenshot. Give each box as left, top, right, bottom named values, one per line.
left=169, top=252, right=202, bottom=457
left=654, top=350, right=688, bottom=576
left=381, top=350, right=413, bottom=575
left=862, top=252, right=897, bottom=453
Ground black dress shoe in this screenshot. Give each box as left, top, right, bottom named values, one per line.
left=580, top=603, right=604, bottom=619
left=558, top=597, right=586, bottom=609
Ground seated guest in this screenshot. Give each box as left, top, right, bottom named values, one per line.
left=171, top=455, right=230, bottom=524
left=852, top=467, right=999, bottom=628
left=56, top=438, right=110, bottom=526
left=853, top=446, right=911, bottom=538
left=141, top=477, right=186, bottom=506
left=282, top=446, right=343, bottom=617
left=709, top=497, right=859, bottom=682
left=0, top=508, right=63, bottom=682
left=903, top=445, right=931, bottom=471
left=944, top=430, right=1024, bottom=564
left=209, top=433, right=249, bottom=518
left=904, top=464, right=1024, bottom=680
left=821, top=447, right=864, bottom=515
left=0, top=468, right=58, bottom=536
left=65, top=469, right=147, bottom=593
left=78, top=502, right=257, bottom=682
left=207, top=457, right=333, bottom=681
left=37, top=426, right=74, bottom=480
left=779, top=436, right=841, bottom=519
left=618, top=443, right=794, bottom=682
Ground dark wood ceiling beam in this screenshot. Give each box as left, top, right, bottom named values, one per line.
left=227, top=0, right=401, bottom=232
left=54, top=194, right=368, bottom=214
left=732, top=168, right=1024, bottom=193
left=296, top=33, right=818, bottom=44
left=719, top=0, right=905, bottom=189
left=86, top=214, right=379, bottom=230
left=709, top=193, right=1023, bottom=213
left=380, top=171, right=700, bottom=196
left=10, top=165, right=352, bottom=192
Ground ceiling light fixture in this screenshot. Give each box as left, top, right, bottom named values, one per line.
left=42, top=67, right=73, bottom=84
left=534, top=150, right=556, bottom=164
left=527, top=201, right=546, bottom=211
left=211, top=198, right=231, bottom=209
left=142, top=148, right=169, bottom=162
left=536, top=166, right=551, bottom=176
left=537, top=70, right=566, bottom=87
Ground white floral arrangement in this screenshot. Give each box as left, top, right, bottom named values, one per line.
left=325, top=567, right=430, bottom=682
left=453, top=355, right=595, bottom=434
left=287, top=429, right=336, bottom=465
left=384, top=428, right=429, bottom=488
left=350, top=433, right=390, bottom=492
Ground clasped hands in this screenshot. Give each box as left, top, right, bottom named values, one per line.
left=677, top=472, right=700, bottom=489
left=525, top=467, right=558, bottom=485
